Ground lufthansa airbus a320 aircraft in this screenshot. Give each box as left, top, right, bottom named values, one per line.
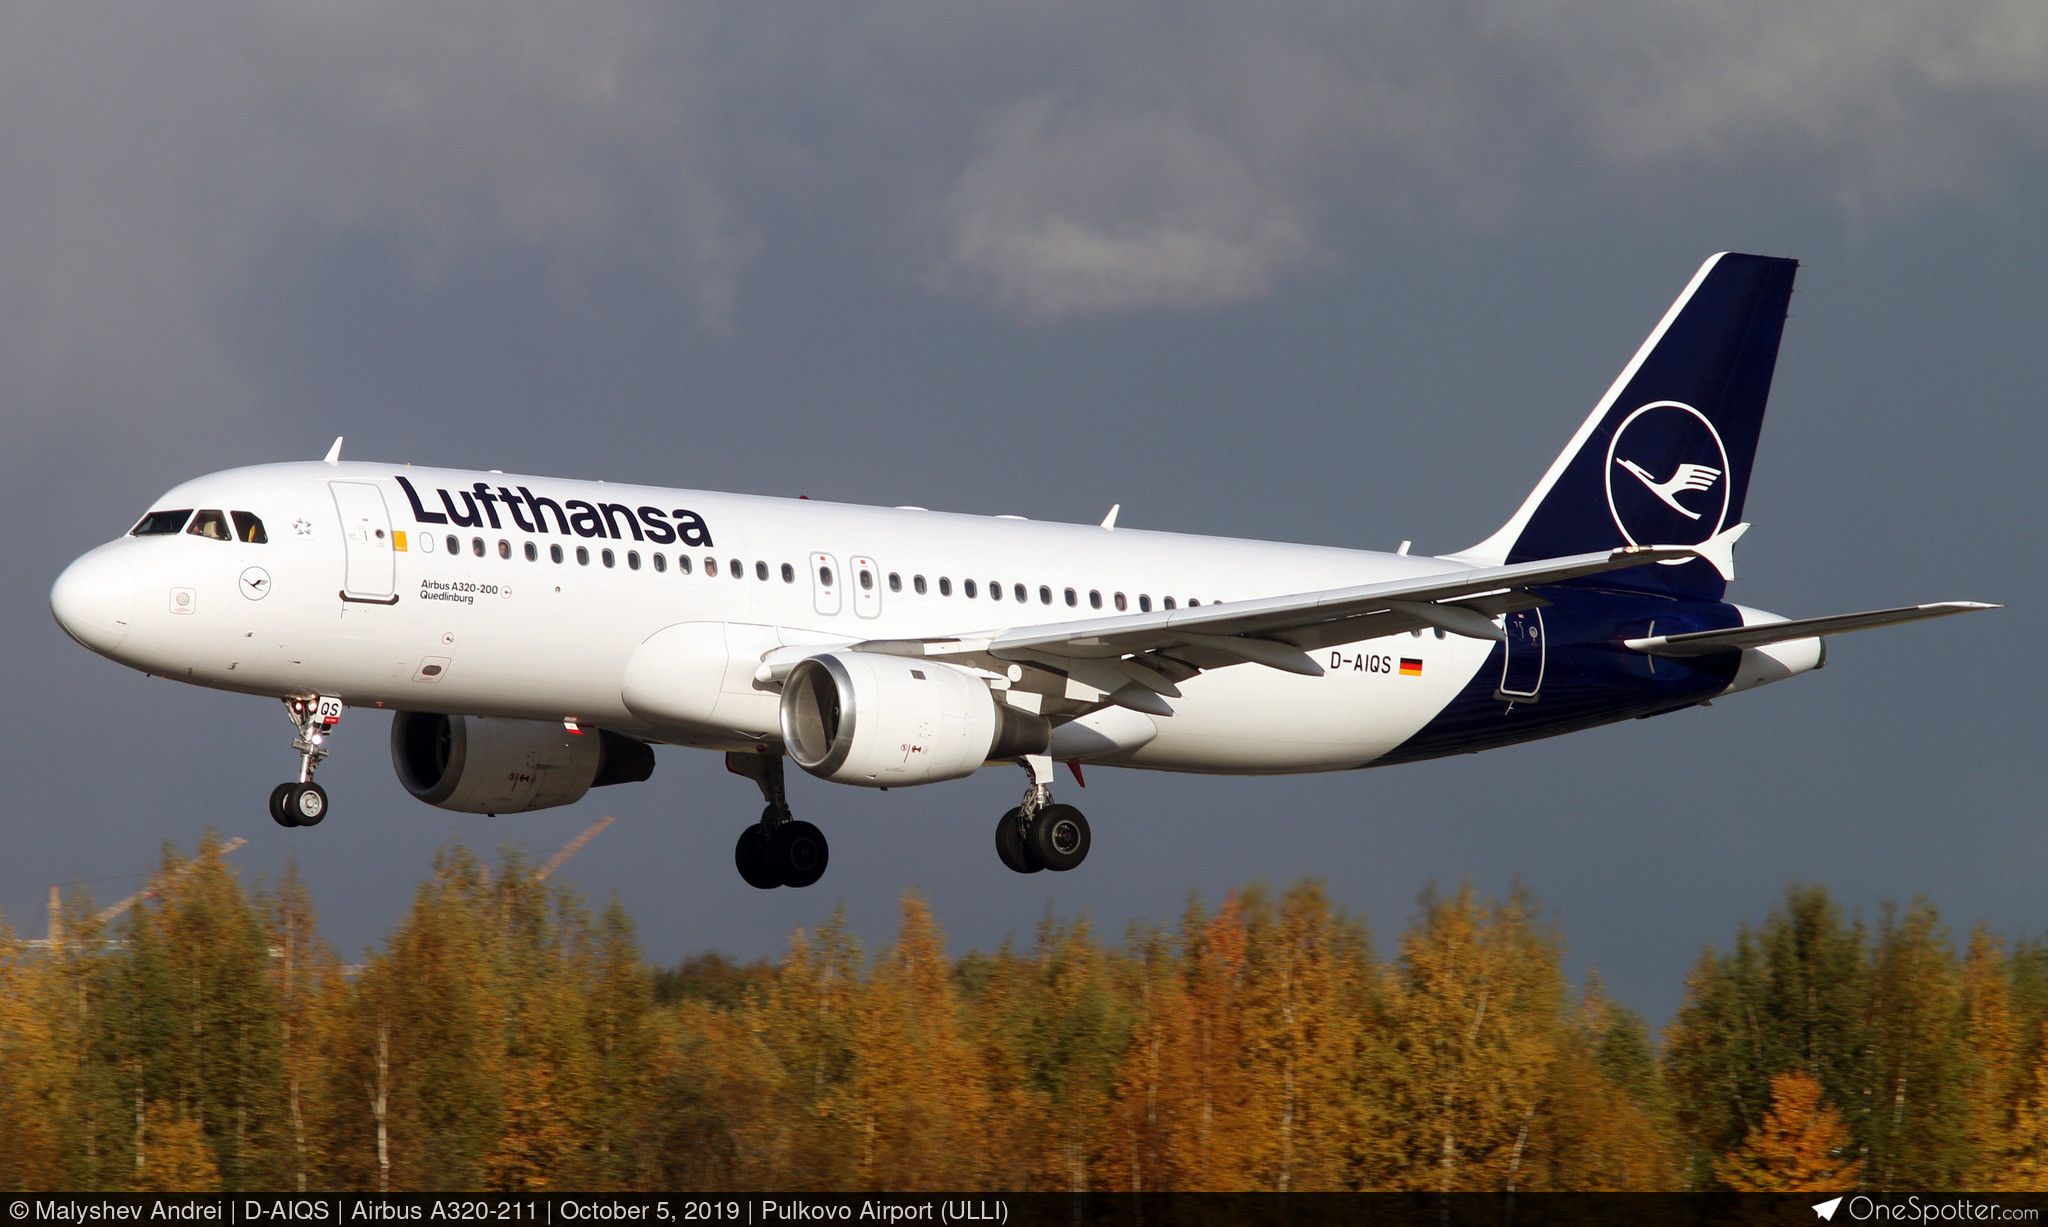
left=50, top=253, right=1993, bottom=889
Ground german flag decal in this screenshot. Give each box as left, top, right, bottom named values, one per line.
left=1400, top=658, right=1424, bottom=677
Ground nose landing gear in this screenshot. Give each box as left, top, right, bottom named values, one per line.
left=995, top=755, right=1091, bottom=874
left=727, top=750, right=829, bottom=889
left=271, top=695, right=341, bottom=828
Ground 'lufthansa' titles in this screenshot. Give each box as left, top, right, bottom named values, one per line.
left=395, top=475, right=713, bottom=547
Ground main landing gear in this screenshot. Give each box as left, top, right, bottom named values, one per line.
left=995, top=755, right=1091, bottom=874
left=271, top=694, right=342, bottom=828
left=727, top=751, right=829, bottom=890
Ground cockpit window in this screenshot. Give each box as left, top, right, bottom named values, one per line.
left=230, top=511, right=267, bottom=544
left=131, top=509, right=192, bottom=536
left=186, top=509, right=232, bottom=541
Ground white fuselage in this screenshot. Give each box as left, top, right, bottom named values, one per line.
left=54, top=461, right=1505, bottom=775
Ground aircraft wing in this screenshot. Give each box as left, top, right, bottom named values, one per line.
left=838, top=545, right=1697, bottom=706
left=1624, top=601, right=1998, bottom=657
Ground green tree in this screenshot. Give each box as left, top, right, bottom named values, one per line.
left=1861, top=901, right=1969, bottom=1189
left=1664, top=883, right=1869, bottom=1184
left=101, top=835, right=288, bottom=1190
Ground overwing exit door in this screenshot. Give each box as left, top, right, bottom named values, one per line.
left=810, top=553, right=842, bottom=615
left=331, top=482, right=398, bottom=603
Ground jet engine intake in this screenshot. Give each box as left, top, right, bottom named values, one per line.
left=390, top=711, right=654, bottom=814
left=779, top=652, right=1047, bottom=787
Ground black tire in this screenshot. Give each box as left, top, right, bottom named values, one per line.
left=287, top=782, right=327, bottom=827
left=774, top=820, right=829, bottom=889
left=995, top=807, right=1042, bottom=874
left=735, top=825, right=781, bottom=889
left=270, top=783, right=299, bottom=828
left=1027, top=804, right=1090, bottom=872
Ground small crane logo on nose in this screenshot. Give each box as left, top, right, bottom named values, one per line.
left=239, top=567, right=272, bottom=601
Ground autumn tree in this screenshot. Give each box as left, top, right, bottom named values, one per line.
left=0, top=917, right=65, bottom=1188
left=1235, top=882, right=1389, bottom=1190
left=326, top=846, right=507, bottom=1191
left=851, top=892, right=986, bottom=1189
left=1717, top=1071, right=1862, bottom=1191
left=98, top=835, right=288, bottom=1190
left=1386, top=884, right=1568, bottom=1191
left=1665, top=883, right=1869, bottom=1184
left=1860, top=901, right=1969, bottom=1189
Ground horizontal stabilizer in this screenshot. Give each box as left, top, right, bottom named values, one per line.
left=1625, top=602, right=1998, bottom=657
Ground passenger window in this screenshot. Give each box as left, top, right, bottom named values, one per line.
left=446, top=535, right=460, bottom=555
left=756, top=561, right=769, bottom=581
left=1139, top=595, right=1152, bottom=612
left=653, top=553, right=667, bottom=573
left=889, top=572, right=902, bottom=593
left=817, top=565, right=832, bottom=586
left=781, top=563, right=794, bottom=583
left=859, top=569, right=874, bottom=591
left=498, top=540, right=511, bottom=559
left=1114, top=592, right=1127, bottom=611
left=678, top=555, right=693, bottom=575
left=186, top=510, right=232, bottom=541
left=1089, top=590, right=1102, bottom=610
left=730, top=559, right=743, bottom=579
left=990, top=581, right=1001, bottom=601
left=913, top=575, right=927, bottom=595
left=627, top=550, right=641, bottom=571
left=964, top=579, right=977, bottom=598
left=1015, top=583, right=1028, bottom=603
left=1188, top=598, right=1199, bottom=606
left=577, top=546, right=590, bottom=566
left=230, top=512, right=268, bottom=544
left=471, top=538, right=485, bottom=557
left=1064, top=587, right=1076, bottom=607
left=1163, top=596, right=1176, bottom=610
left=1039, top=585, right=1052, bottom=605
left=602, top=549, right=616, bottom=568
left=131, top=509, right=193, bottom=536
left=524, top=542, right=538, bottom=562
left=551, top=544, right=564, bottom=564
left=706, top=557, right=720, bottom=577
left=940, top=577, right=953, bottom=596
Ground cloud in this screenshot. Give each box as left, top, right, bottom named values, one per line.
left=933, top=96, right=1318, bottom=316
left=0, top=0, right=2044, bottom=410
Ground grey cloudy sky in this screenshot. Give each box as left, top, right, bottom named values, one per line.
left=4, top=1, right=2043, bottom=1023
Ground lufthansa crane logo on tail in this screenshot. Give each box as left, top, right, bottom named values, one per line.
left=1604, top=400, right=1730, bottom=551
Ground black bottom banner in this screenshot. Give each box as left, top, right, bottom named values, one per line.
left=6, top=1193, right=2045, bottom=1227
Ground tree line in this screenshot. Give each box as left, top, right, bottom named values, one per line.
left=1, top=833, right=2045, bottom=1192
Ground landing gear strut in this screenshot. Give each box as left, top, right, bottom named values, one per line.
left=995, top=754, right=1090, bottom=874
left=271, top=695, right=341, bottom=828
left=727, top=751, right=829, bottom=889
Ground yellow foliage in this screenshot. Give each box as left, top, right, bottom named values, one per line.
left=1717, top=1071, right=1862, bottom=1192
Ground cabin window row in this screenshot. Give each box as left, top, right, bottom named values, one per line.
left=431, top=532, right=1214, bottom=612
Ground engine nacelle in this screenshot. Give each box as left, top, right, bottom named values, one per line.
left=390, top=712, right=655, bottom=814
left=779, top=652, right=1048, bottom=787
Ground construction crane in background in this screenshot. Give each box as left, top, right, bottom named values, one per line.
left=95, top=837, right=248, bottom=924
left=27, top=837, right=250, bottom=951
left=533, top=816, right=614, bottom=884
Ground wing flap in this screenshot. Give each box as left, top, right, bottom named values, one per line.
left=1625, top=601, right=1998, bottom=657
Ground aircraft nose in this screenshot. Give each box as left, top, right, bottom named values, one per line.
left=51, top=546, right=136, bottom=655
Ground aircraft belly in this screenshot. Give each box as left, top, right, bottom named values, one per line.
left=1118, top=637, right=1492, bottom=773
